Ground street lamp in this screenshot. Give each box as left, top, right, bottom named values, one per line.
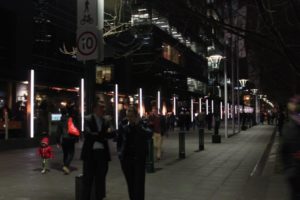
left=207, top=54, right=224, bottom=142
left=251, top=88, right=259, bottom=125
left=239, top=79, right=248, bottom=88
left=238, top=79, right=248, bottom=131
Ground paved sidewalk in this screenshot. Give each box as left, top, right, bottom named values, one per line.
left=0, top=125, right=285, bottom=200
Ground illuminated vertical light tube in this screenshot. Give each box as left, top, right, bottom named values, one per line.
left=81, top=78, right=85, bottom=132
left=220, top=102, right=223, bottom=119
left=211, top=100, right=214, bottom=114
left=173, top=95, right=176, bottom=115
left=162, top=103, right=167, bottom=115
left=157, top=90, right=161, bottom=114
left=191, top=98, right=194, bottom=122
left=199, top=98, right=202, bottom=113
left=115, top=84, right=119, bottom=130
left=227, top=103, right=230, bottom=119
left=30, top=70, right=34, bottom=138
left=139, top=88, right=143, bottom=118
left=206, top=99, right=209, bottom=115
left=235, top=105, right=237, bottom=115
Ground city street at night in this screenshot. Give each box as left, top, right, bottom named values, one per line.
left=1, top=0, right=300, bottom=199
left=0, top=126, right=290, bottom=200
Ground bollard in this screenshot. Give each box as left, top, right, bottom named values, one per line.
left=179, top=132, right=185, bottom=159
left=212, top=134, right=221, bottom=143
left=146, top=138, right=155, bottom=173
left=198, top=128, right=204, bottom=151
left=75, top=174, right=83, bottom=200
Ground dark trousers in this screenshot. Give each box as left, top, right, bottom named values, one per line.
left=82, top=150, right=108, bottom=200
left=121, top=158, right=146, bottom=200
left=62, top=138, right=75, bottom=167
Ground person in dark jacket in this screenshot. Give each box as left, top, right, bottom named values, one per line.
left=56, top=108, right=79, bottom=174
left=117, top=106, right=152, bottom=200
left=148, top=107, right=163, bottom=160
left=81, top=102, right=115, bottom=200
left=277, top=109, right=286, bottom=136
left=281, top=95, right=300, bottom=200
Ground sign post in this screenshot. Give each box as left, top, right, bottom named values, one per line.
left=77, top=0, right=104, bottom=114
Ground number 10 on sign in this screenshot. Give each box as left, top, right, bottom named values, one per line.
left=76, top=27, right=100, bottom=61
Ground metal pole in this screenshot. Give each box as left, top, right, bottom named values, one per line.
left=224, top=47, right=228, bottom=139
left=231, top=39, right=236, bottom=135
left=236, top=40, right=241, bottom=132
left=255, top=95, right=259, bottom=124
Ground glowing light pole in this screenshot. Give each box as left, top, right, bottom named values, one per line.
left=115, top=84, right=119, bottom=130
left=173, top=95, right=176, bottom=116
left=191, top=98, right=194, bottom=122
left=80, top=78, right=85, bottom=132
left=199, top=98, right=202, bottom=113
left=206, top=99, right=209, bottom=115
left=139, top=88, right=143, bottom=118
left=157, top=91, right=161, bottom=114
left=220, top=101, right=223, bottom=119
left=29, top=70, right=35, bottom=138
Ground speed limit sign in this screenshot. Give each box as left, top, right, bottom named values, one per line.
left=76, top=27, right=102, bottom=61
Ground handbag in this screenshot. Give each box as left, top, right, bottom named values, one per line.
left=68, top=117, right=80, bottom=136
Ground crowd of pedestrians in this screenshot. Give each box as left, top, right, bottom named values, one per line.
left=35, top=94, right=300, bottom=200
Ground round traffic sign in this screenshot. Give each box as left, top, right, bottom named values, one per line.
left=77, top=31, right=98, bottom=56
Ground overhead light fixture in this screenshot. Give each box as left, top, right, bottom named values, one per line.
left=138, top=8, right=147, bottom=12
left=239, top=79, right=248, bottom=87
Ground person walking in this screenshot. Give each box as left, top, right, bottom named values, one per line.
left=148, top=107, right=162, bottom=161
left=277, top=108, right=286, bottom=136
left=38, top=134, right=53, bottom=174
left=56, top=107, right=80, bottom=174
left=117, top=106, right=152, bottom=200
left=280, top=95, right=300, bottom=200
left=81, top=102, right=115, bottom=200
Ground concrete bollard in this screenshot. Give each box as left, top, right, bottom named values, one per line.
left=146, top=138, right=155, bottom=173
left=179, top=132, right=186, bottom=159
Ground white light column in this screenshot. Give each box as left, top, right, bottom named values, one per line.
left=227, top=103, right=230, bottom=119
left=139, top=88, right=143, bottom=118
left=191, top=98, right=194, bottom=122
left=220, top=102, right=223, bottom=119
left=80, top=78, right=85, bottom=132
left=211, top=100, right=214, bottom=114
left=30, top=70, right=35, bottom=138
left=157, top=91, right=161, bottom=114
left=206, top=99, right=209, bottom=115
left=173, top=95, right=176, bottom=116
left=115, top=84, right=119, bottom=130
left=199, top=98, right=202, bottom=113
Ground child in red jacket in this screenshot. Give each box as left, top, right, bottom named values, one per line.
left=38, top=137, right=53, bottom=174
